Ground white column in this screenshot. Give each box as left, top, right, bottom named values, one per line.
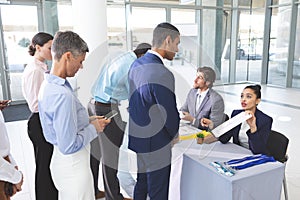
left=72, top=0, right=108, bottom=105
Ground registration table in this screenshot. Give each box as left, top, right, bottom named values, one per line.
left=169, top=124, right=285, bottom=200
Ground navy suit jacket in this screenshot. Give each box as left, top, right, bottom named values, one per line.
left=128, top=52, right=180, bottom=153
left=219, top=109, right=273, bottom=154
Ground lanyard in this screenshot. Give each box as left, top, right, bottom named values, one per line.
left=225, top=154, right=268, bottom=165
left=225, top=154, right=276, bottom=170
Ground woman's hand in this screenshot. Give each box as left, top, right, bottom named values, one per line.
left=15, top=173, right=23, bottom=192
left=90, top=116, right=111, bottom=133
left=10, top=173, right=23, bottom=196
left=245, top=111, right=257, bottom=133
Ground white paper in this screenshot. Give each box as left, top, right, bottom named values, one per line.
left=179, top=122, right=201, bottom=136
left=211, top=112, right=252, bottom=137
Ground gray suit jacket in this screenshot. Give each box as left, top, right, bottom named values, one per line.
left=180, top=88, right=225, bottom=129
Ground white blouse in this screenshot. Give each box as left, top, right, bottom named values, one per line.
left=239, top=121, right=250, bottom=149
left=22, top=58, right=48, bottom=113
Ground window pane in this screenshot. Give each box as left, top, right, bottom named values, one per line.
left=268, top=6, right=291, bottom=86
left=131, top=7, right=166, bottom=47
left=58, top=3, right=73, bottom=30
left=171, top=9, right=195, bottom=24
left=1, top=5, right=38, bottom=101
left=171, top=8, right=198, bottom=88
left=107, top=5, right=126, bottom=51
left=201, top=9, right=224, bottom=84
left=236, top=8, right=265, bottom=83
left=292, top=6, right=300, bottom=88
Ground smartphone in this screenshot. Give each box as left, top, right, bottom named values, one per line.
left=104, top=110, right=118, bottom=120
left=6, top=100, right=12, bottom=106
left=1, top=100, right=11, bottom=106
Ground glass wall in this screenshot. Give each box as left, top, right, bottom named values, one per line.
left=0, top=5, right=38, bottom=101
left=1, top=0, right=300, bottom=102
left=236, top=7, right=265, bottom=83
left=0, top=1, right=69, bottom=102
left=57, top=3, right=73, bottom=31
left=171, top=9, right=196, bottom=67
left=293, top=5, right=300, bottom=87
left=130, top=6, right=166, bottom=46
left=268, top=6, right=291, bottom=87
left=107, top=5, right=126, bottom=52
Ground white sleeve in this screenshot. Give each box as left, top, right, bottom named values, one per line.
left=0, top=156, right=22, bottom=184
left=8, top=154, right=17, bottom=167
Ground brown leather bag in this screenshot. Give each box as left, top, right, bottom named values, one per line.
left=0, top=156, right=12, bottom=200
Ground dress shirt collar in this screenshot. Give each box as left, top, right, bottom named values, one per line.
left=45, top=72, right=70, bottom=88
left=148, top=50, right=164, bottom=63
left=197, top=88, right=209, bottom=97
left=128, top=51, right=137, bottom=59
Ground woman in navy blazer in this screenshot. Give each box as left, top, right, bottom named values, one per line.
left=202, top=85, right=273, bottom=154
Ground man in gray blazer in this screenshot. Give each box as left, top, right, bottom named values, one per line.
left=180, top=66, right=225, bottom=130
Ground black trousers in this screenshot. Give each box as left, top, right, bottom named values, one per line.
left=90, top=104, right=125, bottom=200
left=27, top=113, right=58, bottom=200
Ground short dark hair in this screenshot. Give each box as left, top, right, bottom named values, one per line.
left=52, top=31, right=89, bottom=61
left=197, top=66, right=216, bottom=88
left=244, top=84, right=261, bottom=99
left=152, top=22, right=180, bottom=48
left=28, top=32, right=53, bottom=56
left=133, top=43, right=151, bottom=57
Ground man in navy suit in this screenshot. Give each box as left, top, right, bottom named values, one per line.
left=128, top=22, right=180, bottom=200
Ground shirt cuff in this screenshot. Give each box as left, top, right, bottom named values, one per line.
left=192, top=118, right=196, bottom=125
left=0, top=159, right=22, bottom=184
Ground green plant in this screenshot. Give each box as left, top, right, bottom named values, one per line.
left=196, top=133, right=204, bottom=138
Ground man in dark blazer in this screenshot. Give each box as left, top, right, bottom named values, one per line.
left=180, top=66, right=226, bottom=130
left=128, top=22, right=180, bottom=200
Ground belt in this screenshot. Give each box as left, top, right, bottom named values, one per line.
left=94, top=101, right=118, bottom=107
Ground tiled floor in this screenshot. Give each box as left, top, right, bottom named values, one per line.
left=5, top=83, right=300, bottom=200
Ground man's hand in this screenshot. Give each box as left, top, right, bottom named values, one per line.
left=181, top=111, right=194, bottom=123
left=171, top=133, right=179, bottom=147
left=200, top=118, right=214, bottom=130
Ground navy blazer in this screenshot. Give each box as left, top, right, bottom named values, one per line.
left=128, top=52, right=180, bottom=153
left=218, top=109, right=273, bottom=154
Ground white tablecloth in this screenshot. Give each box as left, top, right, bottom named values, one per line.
left=169, top=125, right=285, bottom=200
